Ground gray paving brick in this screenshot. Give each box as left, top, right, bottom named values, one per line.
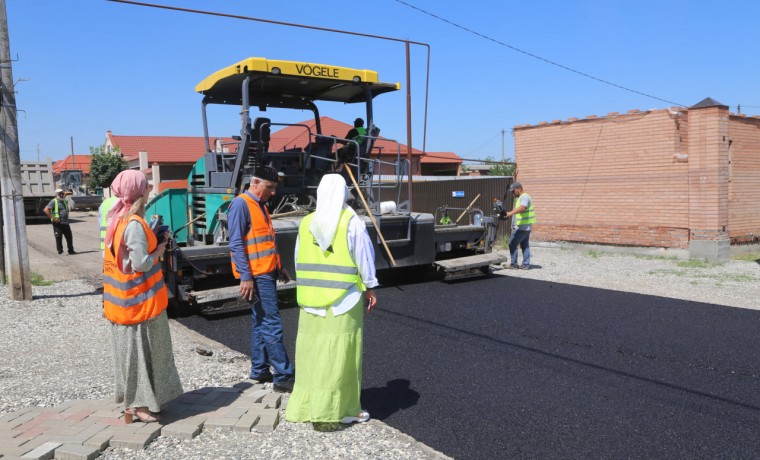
left=49, top=424, right=106, bottom=446
left=160, top=423, right=201, bottom=440
left=133, top=424, right=161, bottom=440
left=213, top=407, right=248, bottom=419
left=50, top=444, right=100, bottom=460
left=8, top=413, right=38, bottom=426
left=203, top=418, right=238, bottom=431
left=17, top=441, right=60, bottom=460
left=82, top=427, right=116, bottom=450
left=233, top=414, right=260, bottom=432
left=108, top=430, right=159, bottom=451
left=261, top=393, right=281, bottom=409
left=280, top=395, right=289, bottom=410
left=252, top=409, right=279, bottom=433
left=237, top=389, right=269, bottom=404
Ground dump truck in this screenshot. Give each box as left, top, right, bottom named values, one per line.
left=20, top=160, right=57, bottom=222
left=146, top=57, right=507, bottom=314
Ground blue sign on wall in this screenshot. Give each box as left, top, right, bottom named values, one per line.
left=452, top=191, right=464, bottom=198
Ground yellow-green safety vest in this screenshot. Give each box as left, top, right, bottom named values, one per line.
left=99, top=196, right=119, bottom=250
left=513, top=193, right=536, bottom=226
left=295, top=209, right=364, bottom=309
left=353, top=126, right=367, bottom=145
left=51, top=198, right=68, bottom=221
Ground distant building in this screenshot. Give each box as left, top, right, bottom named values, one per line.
left=513, top=97, right=760, bottom=262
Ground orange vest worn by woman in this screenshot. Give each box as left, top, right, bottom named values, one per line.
left=230, top=193, right=281, bottom=278
left=103, top=215, right=168, bottom=325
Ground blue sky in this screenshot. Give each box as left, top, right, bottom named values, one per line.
left=8, top=0, right=760, bottom=164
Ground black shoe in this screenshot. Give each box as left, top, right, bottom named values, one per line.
left=67, top=251, right=77, bottom=255
left=503, top=263, right=519, bottom=269
left=57, top=251, right=64, bottom=255
left=250, top=373, right=273, bottom=383
left=520, top=265, right=530, bottom=270
left=273, top=377, right=295, bottom=393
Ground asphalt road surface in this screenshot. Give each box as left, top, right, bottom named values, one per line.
left=178, top=275, right=760, bottom=459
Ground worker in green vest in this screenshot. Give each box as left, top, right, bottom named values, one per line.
left=505, top=182, right=536, bottom=269
left=43, top=189, right=77, bottom=255
left=99, top=195, right=119, bottom=256
left=286, top=173, right=377, bottom=426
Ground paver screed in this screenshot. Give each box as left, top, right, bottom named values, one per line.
left=0, top=380, right=284, bottom=458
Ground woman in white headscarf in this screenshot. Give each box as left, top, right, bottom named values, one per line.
left=285, top=174, right=378, bottom=425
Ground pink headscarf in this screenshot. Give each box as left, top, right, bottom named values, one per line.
left=104, top=170, right=148, bottom=249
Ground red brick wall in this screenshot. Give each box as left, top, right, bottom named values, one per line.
left=514, top=109, right=691, bottom=248
left=728, top=115, right=760, bottom=243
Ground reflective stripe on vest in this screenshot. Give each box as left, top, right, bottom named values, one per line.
left=99, top=196, right=118, bottom=251
left=103, top=215, right=168, bottom=325
left=513, top=193, right=536, bottom=226
left=230, top=193, right=280, bottom=278
left=295, top=209, right=363, bottom=309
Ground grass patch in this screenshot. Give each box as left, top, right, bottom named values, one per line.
left=31, top=272, right=54, bottom=286
left=732, top=253, right=760, bottom=262
left=633, top=254, right=679, bottom=261
left=587, top=250, right=600, bottom=259
left=675, top=260, right=712, bottom=268
left=649, top=268, right=756, bottom=283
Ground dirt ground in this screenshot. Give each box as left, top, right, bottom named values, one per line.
left=24, top=211, right=104, bottom=284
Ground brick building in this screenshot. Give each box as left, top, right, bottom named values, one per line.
left=513, top=98, right=760, bottom=262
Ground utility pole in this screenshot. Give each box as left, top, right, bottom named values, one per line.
left=0, top=0, right=32, bottom=300
left=501, top=129, right=506, bottom=163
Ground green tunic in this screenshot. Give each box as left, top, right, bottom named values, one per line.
left=284, top=302, right=363, bottom=423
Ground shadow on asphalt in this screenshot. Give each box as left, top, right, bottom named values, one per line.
left=362, top=378, right=420, bottom=420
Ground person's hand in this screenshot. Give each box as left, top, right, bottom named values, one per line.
left=240, top=279, right=256, bottom=301
left=279, top=268, right=292, bottom=283
left=153, top=242, right=167, bottom=259
left=365, top=289, right=377, bottom=314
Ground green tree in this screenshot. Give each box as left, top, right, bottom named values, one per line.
left=483, top=156, right=515, bottom=176
left=88, top=145, right=127, bottom=189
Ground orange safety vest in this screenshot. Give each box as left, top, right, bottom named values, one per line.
left=230, top=193, right=281, bottom=278
left=103, top=215, right=168, bottom=325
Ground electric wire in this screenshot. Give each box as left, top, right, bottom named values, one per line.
left=393, top=0, right=684, bottom=107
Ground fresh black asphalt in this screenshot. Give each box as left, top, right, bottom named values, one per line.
left=178, top=274, right=760, bottom=459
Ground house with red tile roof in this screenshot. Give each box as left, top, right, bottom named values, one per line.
left=104, top=118, right=462, bottom=192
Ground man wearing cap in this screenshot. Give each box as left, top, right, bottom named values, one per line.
left=43, top=189, right=77, bottom=255
left=505, top=182, right=535, bottom=269
left=228, top=166, right=295, bottom=392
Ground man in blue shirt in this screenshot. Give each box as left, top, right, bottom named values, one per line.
left=228, top=166, right=295, bottom=392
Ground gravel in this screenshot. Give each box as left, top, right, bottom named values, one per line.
left=1, top=243, right=758, bottom=458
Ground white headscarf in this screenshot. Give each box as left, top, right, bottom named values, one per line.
left=310, top=174, right=362, bottom=251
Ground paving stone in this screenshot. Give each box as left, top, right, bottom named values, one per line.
left=280, top=395, right=289, bottom=410
left=232, top=414, right=260, bottom=433
left=82, top=427, right=116, bottom=451
left=49, top=424, right=106, bottom=446
left=160, top=423, right=201, bottom=440
left=261, top=393, right=281, bottom=409
left=16, top=441, right=60, bottom=460
left=108, top=431, right=159, bottom=451
left=7, top=413, right=38, bottom=427
left=50, top=444, right=100, bottom=460
left=237, top=390, right=269, bottom=404
left=252, top=409, right=279, bottom=433
left=203, top=418, right=238, bottom=431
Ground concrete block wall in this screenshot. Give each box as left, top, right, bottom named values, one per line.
left=514, top=109, right=691, bottom=248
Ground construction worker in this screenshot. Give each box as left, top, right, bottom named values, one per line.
left=43, top=188, right=76, bottom=255
left=99, top=194, right=119, bottom=256
left=286, top=173, right=377, bottom=426
left=228, top=165, right=295, bottom=392
left=505, top=182, right=535, bottom=269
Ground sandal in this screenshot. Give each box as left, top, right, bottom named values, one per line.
left=340, top=410, right=370, bottom=424
left=124, top=407, right=159, bottom=424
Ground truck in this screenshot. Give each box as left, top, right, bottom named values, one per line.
left=20, top=160, right=57, bottom=222
left=146, top=57, right=508, bottom=315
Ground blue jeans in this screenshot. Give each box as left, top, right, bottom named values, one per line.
left=251, top=272, right=294, bottom=383
left=508, top=229, right=531, bottom=267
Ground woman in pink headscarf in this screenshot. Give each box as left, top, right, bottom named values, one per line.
left=103, top=170, right=183, bottom=424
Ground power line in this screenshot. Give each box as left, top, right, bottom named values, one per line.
left=393, top=0, right=684, bottom=107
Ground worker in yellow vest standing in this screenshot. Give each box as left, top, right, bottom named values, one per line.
left=103, top=170, right=183, bottom=424
left=285, top=174, right=378, bottom=426
left=99, top=194, right=119, bottom=256
left=228, top=165, right=295, bottom=392
left=505, top=182, right=536, bottom=269
left=43, top=188, right=77, bottom=255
